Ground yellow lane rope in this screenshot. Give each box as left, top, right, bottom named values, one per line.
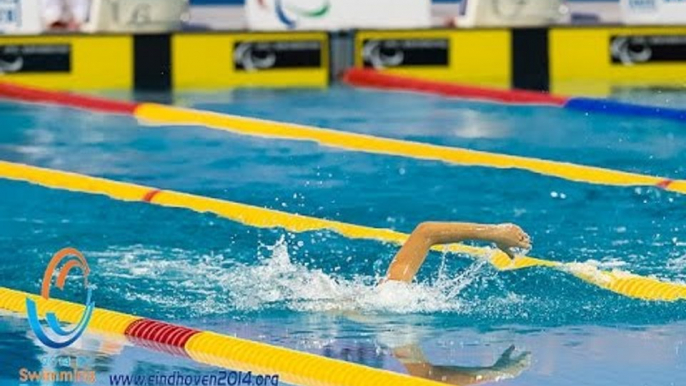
left=134, top=103, right=685, bottom=194
left=0, top=288, right=139, bottom=334
left=1, top=160, right=684, bottom=301
left=0, top=287, right=446, bottom=386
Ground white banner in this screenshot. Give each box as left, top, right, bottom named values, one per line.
left=246, top=0, right=431, bottom=31
left=84, top=0, right=188, bottom=33
left=621, top=0, right=686, bottom=24
left=0, top=0, right=42, bottom=34
left=457, top=0, right=568, bottom=27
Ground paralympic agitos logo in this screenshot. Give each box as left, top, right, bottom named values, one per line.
left=26, top=248, right=95, bottom=349
left=257, top=0, right=330, bottom=28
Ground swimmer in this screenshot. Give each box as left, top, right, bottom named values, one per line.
left=372, top=222, right=532, bottom=384
left=385, top=222, right=531, bottom=282
left=338, top=223, right=533, bottom=385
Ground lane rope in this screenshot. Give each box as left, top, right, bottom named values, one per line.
left=0, top=81, right=138, bottom=114
left=343, top=68, right=686, bottom=123
left=1, top=160, right=685, bottom=302
left=343, top=67, right=569, bottom=106
left=0, top=287, right=445, bottom=386
left=0, top=81, right=684, bottom=195
left=133, top=103, right=685, bottom=194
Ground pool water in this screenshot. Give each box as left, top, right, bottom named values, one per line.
left=0, top=87, right=685, bottom=385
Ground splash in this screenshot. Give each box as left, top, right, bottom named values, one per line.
left=93, top=237, right=493, bottom=316
left=84, top=239, right=685, bottom=325
left=222, top=236, right=491, bottom=314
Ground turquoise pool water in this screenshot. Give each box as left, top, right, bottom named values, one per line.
left=0, top=87, right=685, bottom=385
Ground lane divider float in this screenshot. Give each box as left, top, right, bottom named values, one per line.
left=0, top=81, right=684, bottom=195
left=1, top=160, right=685, bottom=302
left=0, top=81, right=137, bottom=114
left=0, top=287, right=445, bottom=386
left=343, top=68, right=686, bottom=123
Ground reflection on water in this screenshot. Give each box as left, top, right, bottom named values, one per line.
left=321, top=341, right=530, bottom=386
left=3, top=311, right=686, bottom=386
left=391, top=344, right=530, bottom=385
left=1, top=311, right=530, bottom=386
left=0, top=315, right=218, bottom=385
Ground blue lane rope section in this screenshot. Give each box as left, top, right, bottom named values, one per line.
left=564, top=97, right=686, bottom=123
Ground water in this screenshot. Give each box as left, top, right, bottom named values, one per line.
left=0, top=87, right=685, bottom=385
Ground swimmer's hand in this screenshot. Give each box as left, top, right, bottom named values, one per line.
left=491, top=224, right=531, bottom=260
left=489, top=345, right=532, bottom=379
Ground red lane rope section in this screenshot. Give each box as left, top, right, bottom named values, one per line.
left=125, top=319, right=201, bottom=350
left=656, top=179, right=674, bottom=189
left=0, top=81, right=139, bottom=115
left=128, top=336, right=191, bottom=358
left=343, top=68, right=569, bottom=106
left=142, top=189, right=162, bottom=203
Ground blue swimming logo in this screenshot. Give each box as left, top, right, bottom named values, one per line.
left=26, top=248, right=95, bottom=349
left=259, top=0, right=331, bottom=29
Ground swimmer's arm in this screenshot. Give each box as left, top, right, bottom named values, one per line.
left=386, top=222, right=530, bottom=282
left=394, top=344, right=530, bottom=385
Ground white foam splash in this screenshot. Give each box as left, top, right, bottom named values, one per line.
left=563, top=262, right=613, bottom=285
left=93, top=237, right=490, bottom=315
left=222, top=236, right=487, bottom=313
left=579, top=258, right=628, bottom=270
left=667, top=254, right=686, bottom=272
left=564, top=259, right=648, bottom=287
